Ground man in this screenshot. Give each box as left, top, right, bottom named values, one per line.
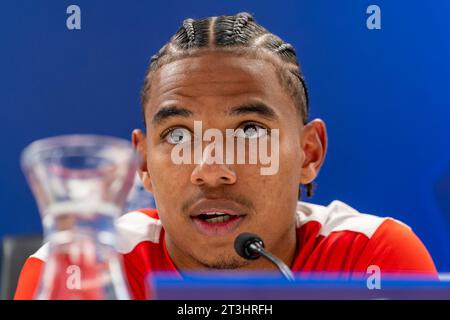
left=15, top=12, right=437, bottom=300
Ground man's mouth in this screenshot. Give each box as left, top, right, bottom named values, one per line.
left=197, top=213, right=235, bottom=223
left=193, top=211, right=241, bottom=224
left=191, top=212, right=245, bottom=236
left=188, top=200, right=249, bottom=237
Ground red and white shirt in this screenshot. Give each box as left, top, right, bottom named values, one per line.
left=15, top=200, right=438, bottom=300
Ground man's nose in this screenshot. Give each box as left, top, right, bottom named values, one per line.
left=190, top=143, right=237, bottom=187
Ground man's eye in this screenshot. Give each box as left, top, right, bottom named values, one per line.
left=235, top=123, right=268, bottom=139
left=164, top=127, right=192, bottom=144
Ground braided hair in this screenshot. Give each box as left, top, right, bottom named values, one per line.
left=141, top=12, right=314, bottom=198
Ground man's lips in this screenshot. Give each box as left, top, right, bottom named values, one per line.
left=190, top=208, right=242, bottom=217
left=188, top=199, right=249, bottom=218
left=187, top=199, right=249, bottom=237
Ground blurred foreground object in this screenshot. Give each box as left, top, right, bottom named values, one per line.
left=21, top=135, right=137, bottom=299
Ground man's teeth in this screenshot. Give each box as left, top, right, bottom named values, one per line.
left=206, top=215, right=233, bottom=223
left=199, top=212, right=234, bottom=223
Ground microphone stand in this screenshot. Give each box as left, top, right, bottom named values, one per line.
left=248, top=242, right=295, bottom=282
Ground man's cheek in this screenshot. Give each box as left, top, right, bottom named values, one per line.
left=150, top=157, right=183, bottom=185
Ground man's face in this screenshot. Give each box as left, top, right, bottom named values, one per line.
left=133, top=52, right=326, bottom=270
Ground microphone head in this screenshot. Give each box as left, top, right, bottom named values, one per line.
left=234, top=232, right=265, bottom=260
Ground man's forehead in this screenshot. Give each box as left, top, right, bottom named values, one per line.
left=147, top=53, right=283, bottom=110
left=155, top=52, right=274, bottom=76
left=150, top=53, right=276, bottom=92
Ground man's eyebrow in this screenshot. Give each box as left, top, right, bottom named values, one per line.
left=228, top=103, right=278, bottom=120
left=152, top=106, right=193, bottom=125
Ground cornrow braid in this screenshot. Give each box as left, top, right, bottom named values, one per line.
left=182, top=19, right=195, bottom=46
left=141, top=12, right=315, bottom=197
left=274, top=43, right=296, bottom=59
left=232, top=12, right=251, bottom=42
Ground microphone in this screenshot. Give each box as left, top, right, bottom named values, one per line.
left=234, top=232, right=295, bottom=281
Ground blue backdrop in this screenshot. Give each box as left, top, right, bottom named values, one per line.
left=1, top=0, right=449, bottom=271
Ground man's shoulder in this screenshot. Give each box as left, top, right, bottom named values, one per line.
left=296, top=200, right=410, bottom=240
left=116, top=208, right=163, bottom=254
left=295, top=200, right=437, bottom=275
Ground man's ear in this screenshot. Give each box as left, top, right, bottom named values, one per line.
left=132, top=129, right=153, bottom=193
left=299, top=119, right=328, bottom=184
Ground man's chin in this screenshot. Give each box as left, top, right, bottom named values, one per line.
left=194, top=253, right=250, bottom=270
